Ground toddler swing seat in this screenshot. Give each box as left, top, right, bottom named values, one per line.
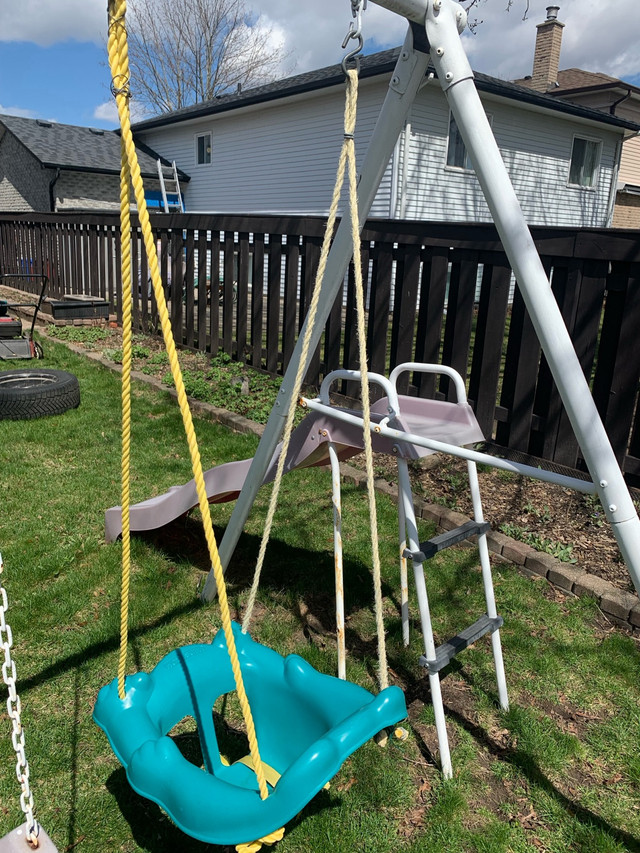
left=93, top=622, right=407, bottom=847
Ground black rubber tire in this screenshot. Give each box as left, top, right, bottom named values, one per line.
left=0, top=369, right=80, bottom=420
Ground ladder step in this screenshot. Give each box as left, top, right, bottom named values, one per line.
left=419, top=614, right=503, bottom=674
left=404, top=520, right=490, bottom=563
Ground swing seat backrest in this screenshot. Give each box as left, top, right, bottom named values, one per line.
left=94, top=623, right=406, bottom=846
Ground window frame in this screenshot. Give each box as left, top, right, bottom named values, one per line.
left=444, top=111, right=492, bottom=173
left=567, top=135, right=602, bottom=190
left=195, top=131, right=212, bottom=166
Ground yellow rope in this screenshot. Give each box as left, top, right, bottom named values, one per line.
left=346, top=97, right=389, bottom=691
left=241, top=70, right=389, bottom=689
left=242, top=70, right=358, bottom=631
left=107, top=0, right=268, bottom=801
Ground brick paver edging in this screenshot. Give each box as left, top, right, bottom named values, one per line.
left=40, top=329, right=640, bottom=635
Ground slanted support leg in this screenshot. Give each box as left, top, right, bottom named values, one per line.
left=328, top=441, right=346, bottom=680
left=397, top=477, right=411, bottom=647
left=467, top=459, right=509, bottom=711
left=397, top=457, right=453, bottom=777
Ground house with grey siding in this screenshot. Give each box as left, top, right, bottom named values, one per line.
left=132, top=48, right=639, bottom=228
left=0, top=115, right=189, bottom=213
left=513, top=6, right=640, bottom=229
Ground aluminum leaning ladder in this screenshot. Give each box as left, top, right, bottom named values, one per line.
left=157, top=159, right=184, bottom=213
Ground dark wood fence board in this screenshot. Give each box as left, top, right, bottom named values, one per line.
left=468, top=262, right=511, bottom=436
left=282, top=238, right=299, bottom=373
left=414, top=247, right=448, bottom=399
left=496, top=285, right=541, bottom=452
left=208, top=230, right=220, bottom=355
left=237, top=232, right=250, bottom=361
left=2, top=212, right=639, bottom=481
left=390, top=243, right=421, bottom=394
left=266, top=234, right=282, bottom=374
left=196, top=229, right=208, bottom=351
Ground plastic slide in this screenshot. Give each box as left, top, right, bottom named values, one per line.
left=105, top=396, right=483, bottom=542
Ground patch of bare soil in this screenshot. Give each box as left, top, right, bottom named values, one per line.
left=23, top=301, right=637, bottom=598
left=356, top=451, right=638, bottom=595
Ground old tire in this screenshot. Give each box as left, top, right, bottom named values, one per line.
left=0, top=369, right=80, bottom=420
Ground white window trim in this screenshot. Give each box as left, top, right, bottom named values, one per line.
left=444, top=110, right=493, bottom=173
left=195, top=130, right=212, bottom=166
left=567, top=134, right=602, bottom=191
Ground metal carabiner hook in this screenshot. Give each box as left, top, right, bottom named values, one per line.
left=341, top=32, right=363, bottom=74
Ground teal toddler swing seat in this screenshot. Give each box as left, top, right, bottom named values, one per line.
left=94, top=622, right=407, bottom=847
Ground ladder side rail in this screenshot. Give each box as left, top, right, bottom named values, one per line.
left=172, top=161, right=185, bottom=212
left=157, top=159, right=169, bottom=213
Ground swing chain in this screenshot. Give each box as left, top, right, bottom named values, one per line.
left=0, top=554, right=39, bottom=847
left=342, top=0, right=367, bottom=73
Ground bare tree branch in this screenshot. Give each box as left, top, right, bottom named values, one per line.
left=462, top=0, right=531, bottom=33
left=126, top=0, right=290, bottom=114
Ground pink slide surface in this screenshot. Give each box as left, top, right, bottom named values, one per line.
left=105, top=397, right=483, bottom=542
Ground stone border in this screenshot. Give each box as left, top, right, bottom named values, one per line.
left=29, top=321, right=640, bottom=635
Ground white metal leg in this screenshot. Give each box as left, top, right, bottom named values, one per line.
left=425, top=0, right=640, bottom=599
left=328, top=441, right=347, bottom=680
left=467, top=459, right=509, bottom=710
left=397, top=457, right=453, bottom=777
left=397, top=483, right=411, bottom=646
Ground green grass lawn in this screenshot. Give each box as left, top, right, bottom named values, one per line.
left=1, top=339, right=639, bottom=853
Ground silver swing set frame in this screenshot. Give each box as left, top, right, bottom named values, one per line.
left=200, top=0, right=640, bottom=774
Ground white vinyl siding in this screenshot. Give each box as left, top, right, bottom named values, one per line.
left=137, top=75, right=621, bottom=228
left=399, top=88, right=618, bottom=226
left=139, top=81, right=394, bottom=217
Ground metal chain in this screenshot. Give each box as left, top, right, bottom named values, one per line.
left=1, top=553, right=40, bottom=848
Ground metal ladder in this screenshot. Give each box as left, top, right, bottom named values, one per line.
left=397, top=451, right=509, bottom=778
left=157, top=159, right=184, bottom=213
left=303, top=363, right=509, bottom=778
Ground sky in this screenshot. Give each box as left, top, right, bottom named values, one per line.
left=0, top=0, right=638, bottom=129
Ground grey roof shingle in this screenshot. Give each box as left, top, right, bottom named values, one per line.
left=0, top=114, right=189, bottom=180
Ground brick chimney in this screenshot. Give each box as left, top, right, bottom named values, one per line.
left=530, top=6, right=565, bottom=91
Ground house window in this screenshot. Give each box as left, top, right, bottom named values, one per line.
left=445, top=112, right=491, bottom=171
left=196, top=132, right=212, bottom=165
left=568, top=137, right=601, bottom=188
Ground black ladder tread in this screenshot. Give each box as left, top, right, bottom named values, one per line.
left=420, top=614, right=504, bottom=674
left=404, top=520, right=491, bottom=562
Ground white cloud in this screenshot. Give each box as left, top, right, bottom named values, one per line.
left=0, top=103, right=40, bottom=119
left=94, top=98, right=153, bottom=127
left=460, top=0, right=640, bottom=82
left=0, top=0, right=105, bottom=45
left=3, top=0, right=639, bottom=87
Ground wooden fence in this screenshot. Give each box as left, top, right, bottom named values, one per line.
left=1, top=211, right=640, bottom=483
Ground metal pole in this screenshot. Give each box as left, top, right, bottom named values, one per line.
left=203, top=27, right=431, bottom=601
left=425, top=0, right=640, bottom=597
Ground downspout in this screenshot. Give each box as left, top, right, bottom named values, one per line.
left=610, top=88, right=632, bottom=116
left=48, top=167, right=61, bottom=212
left=606, top=139, right=622, bottom=227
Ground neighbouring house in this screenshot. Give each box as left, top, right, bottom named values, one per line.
left=514, top=5, right=640, bottom=229
left=132, top=45, right=639, bottom=228
left=0, top=114, right=189, bottom=213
